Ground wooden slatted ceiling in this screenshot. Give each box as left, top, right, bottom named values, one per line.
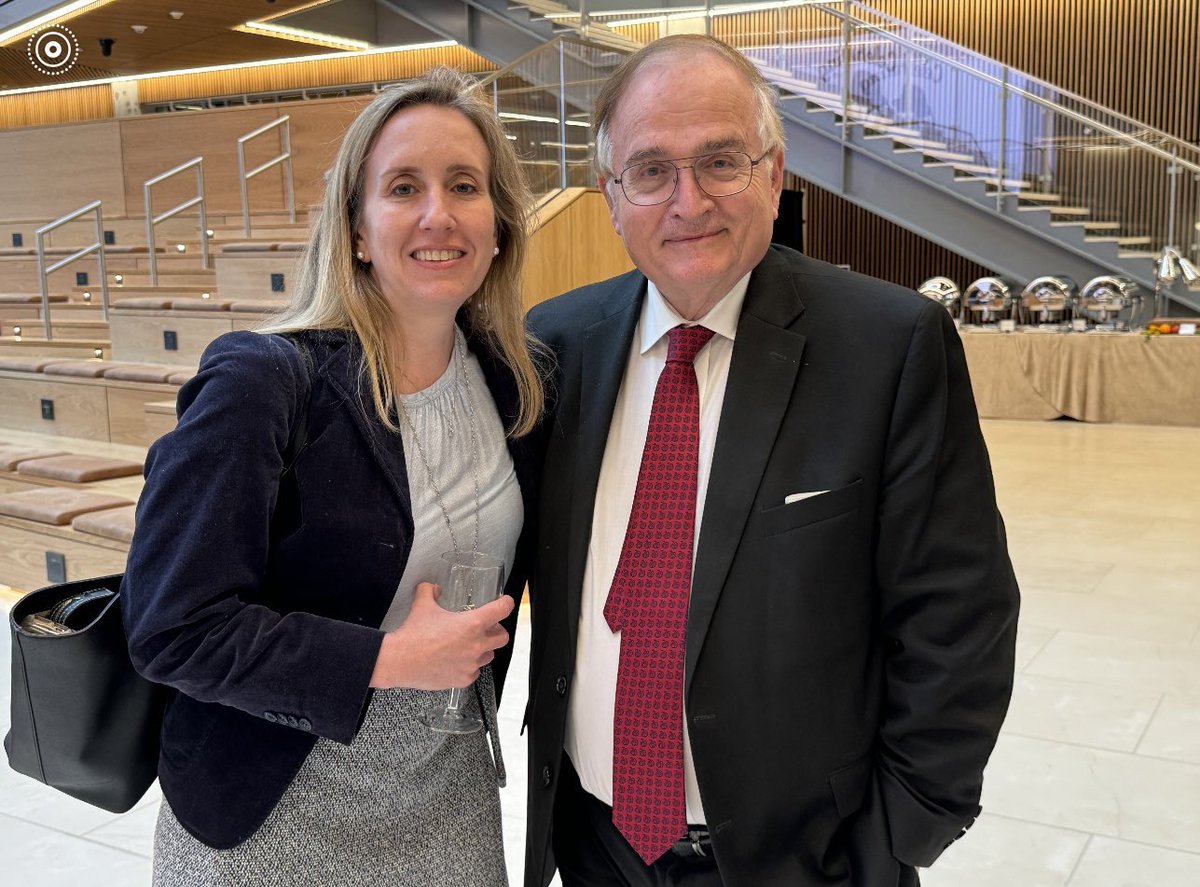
left=0, top=0, right=338, bottom=89
left=0, top=45, right=494, bottom=128
left=135, top=45, right=494, bottom=104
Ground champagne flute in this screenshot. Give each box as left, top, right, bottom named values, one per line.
left=419, top=550, right=506, bottom=734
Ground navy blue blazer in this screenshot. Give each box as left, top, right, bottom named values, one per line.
left=123, top=326, right=540, bottom=849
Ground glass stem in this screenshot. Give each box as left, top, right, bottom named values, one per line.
left=445, top=687, right=465, bottom=715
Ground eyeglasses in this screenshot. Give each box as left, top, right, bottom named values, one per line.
left=614, top=151, right=770, bottom=206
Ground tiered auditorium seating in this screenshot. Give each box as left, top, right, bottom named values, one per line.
left=0, top=440, right=143, bottom=587
left=0, top=355, right=192, bottom=445
left=0, top=487, right=134, bottom=589
left=214, top=240, right=305, bottom=301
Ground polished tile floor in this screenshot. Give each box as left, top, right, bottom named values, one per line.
left=2, top=418, right=1199, bottom=886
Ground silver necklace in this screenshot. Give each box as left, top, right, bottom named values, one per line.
left=398, top=331, right=481, bottom=555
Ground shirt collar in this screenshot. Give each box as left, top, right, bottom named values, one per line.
left=639, top=273, right=751, bottom=356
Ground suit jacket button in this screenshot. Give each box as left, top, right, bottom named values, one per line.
left=542, top=765, right=552, bottom=787
left=263, top=712, right=278, bottom=723
left=555, top=676, right=567, bottom=696
left=298, top=718, right=312, bottom=731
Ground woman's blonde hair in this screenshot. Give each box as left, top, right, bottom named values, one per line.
left=261, top=66, right=543, bottom=437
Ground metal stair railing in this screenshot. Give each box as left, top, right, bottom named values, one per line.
left=478, top=36, right=632, bottom=200
left=237, top=116, right=296, bottom=237
left=35, top=201, right=109, bottom=341
left=143, top=157, right=210, bottom=286
left=494, top=1, right=1200, bottom=288
left=708, top=1, right=1200, bottom=263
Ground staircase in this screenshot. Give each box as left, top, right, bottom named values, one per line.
left=399, top=0, right=1200, bottom=313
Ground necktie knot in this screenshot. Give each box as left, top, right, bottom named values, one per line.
left=666, top=324, right=715, bottom=365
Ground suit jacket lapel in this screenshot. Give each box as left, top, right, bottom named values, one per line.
left=564, top=277, right=645, bottom=649
left=686, top=249, right=806, bottom=690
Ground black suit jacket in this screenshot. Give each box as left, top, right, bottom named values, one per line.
left=123, top=327, right=539, bottom=849
left=524, top=246, right=1019, bottom=886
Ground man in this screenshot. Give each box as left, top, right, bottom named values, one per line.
left=525, top=34, right=1019, bottom=887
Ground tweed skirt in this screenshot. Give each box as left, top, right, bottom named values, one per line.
left=152, top=679, right=508, bottom=886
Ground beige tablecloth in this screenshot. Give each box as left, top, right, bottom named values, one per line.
left=959, top=329, right=1200, bottom=426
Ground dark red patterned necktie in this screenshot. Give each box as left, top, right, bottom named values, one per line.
left=604, top=323, right=716, bottom=865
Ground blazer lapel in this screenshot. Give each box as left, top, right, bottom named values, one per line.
left=318, top=335, right=413, bottom=521
left=686, top=250, right=806, bottom=689
left=564, top=278, right=645, bottom=649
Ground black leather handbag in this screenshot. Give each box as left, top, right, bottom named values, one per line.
left=5, top=573, right=167, bottom=813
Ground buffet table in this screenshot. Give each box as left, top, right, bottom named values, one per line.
left=958, top=329, right=1200, bottom=426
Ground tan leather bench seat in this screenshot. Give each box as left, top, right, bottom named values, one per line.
left=103, top=363, right=193, bottom=384
left=0, top=356, right=73, bottom=372
left=72, top=503, right=136, bottom=543
left=17, top=454, right=143, bottom=483
left=0, top=487, right=131, bottom=525
left=167, top=371, right=194, bottom=385
left=0, top=292, right=68, bottom=303
left=42, top=359, right=126, bottom=378
left=171, top=298, right=232, bottom=311
left=111, top=296, right=174, bottom=309
left=229, top=299, right=286, bottom=312
left=0, top=446, right=70, bottom=471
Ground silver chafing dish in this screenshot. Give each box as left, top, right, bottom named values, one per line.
left=962, top=277, right=1014, bottom=324
left=1020, top=275, right=1076, bottom=326
left=918, top=277, right=961, bottom=317
left=1074, top=276, right=1143, bottom=330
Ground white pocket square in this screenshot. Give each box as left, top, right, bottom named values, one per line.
left=783, top=490, right=830, bottom=505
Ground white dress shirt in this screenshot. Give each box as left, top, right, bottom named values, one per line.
left=565, top=273, right=751, bottom=825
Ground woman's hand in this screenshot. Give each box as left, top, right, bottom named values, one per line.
left=369, top=582, right=516, bottom=690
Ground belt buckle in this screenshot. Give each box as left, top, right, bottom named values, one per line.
left=672, top=828, right=710, bottom=858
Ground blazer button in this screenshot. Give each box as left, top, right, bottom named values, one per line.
left=298, top=718, right=312, bottom=731
left=555, top=676, right=567, bottom=696
left=542, top=765, right=552, bottom=787
left=263, top=712, right=278, bottom=723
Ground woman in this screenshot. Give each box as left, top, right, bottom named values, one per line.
left=122, top=67, right=544, bottom=885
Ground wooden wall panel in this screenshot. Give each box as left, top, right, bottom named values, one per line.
left=0, top=86, right=113, bottom=129
left=135, top=45, right=495, bottom=105
left=0, top=121, right=126, bottom=219
left=277, top=97, right=373, bottom=209
left=524, top=189, right=632, bottom=309
left=119, top=106, right=287, bottom=216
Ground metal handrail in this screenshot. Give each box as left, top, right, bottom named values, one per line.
left=844, top=0, right=1200, bottom=166
left=237, top=116, right=295, bottom=237
left=143, top=156, right=209, bottom=286
left=814, top=3, right=1200, bottom=173
left=480, top=35, right=633, bottom=198
left=35, top=201, right=109, bottom=341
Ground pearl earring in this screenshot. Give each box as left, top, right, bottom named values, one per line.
left=492, top=247, right=500, bottom=257
left=356, top=251, right=365, bottom=261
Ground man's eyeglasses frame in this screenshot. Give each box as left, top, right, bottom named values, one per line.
left=613, top=150, right=772, bottom=207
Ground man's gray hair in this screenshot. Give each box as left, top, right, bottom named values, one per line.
left=591, top=35, right=785, bottom=183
